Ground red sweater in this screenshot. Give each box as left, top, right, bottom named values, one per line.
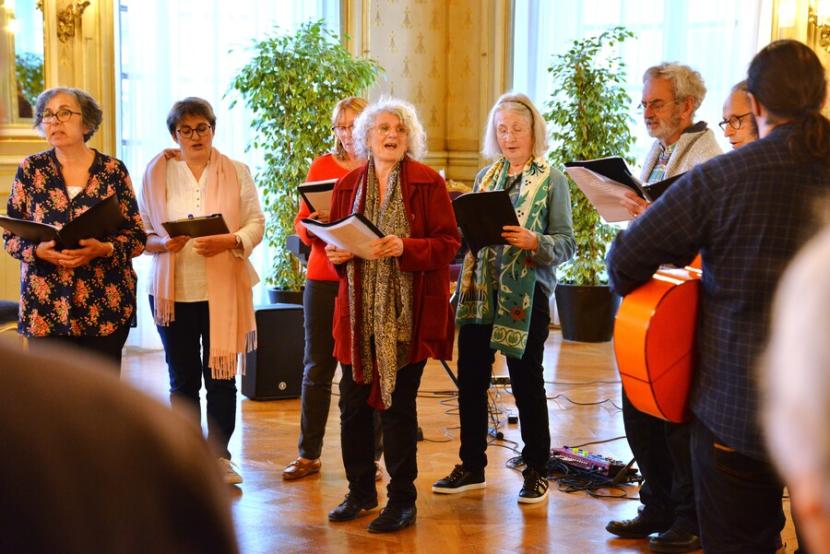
left=293, top=154, right=354, bottom=281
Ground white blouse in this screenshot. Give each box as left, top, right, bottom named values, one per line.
left=140, top=158, right=265, bottom=302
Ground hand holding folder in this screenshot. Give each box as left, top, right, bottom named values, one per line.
left=564, top=157, right=684, bottom=223
left=0, top=194, right=125, bottom=249
left=301, top=213, right=384, bottom=260
left=451, top=190, right=519, bottom=254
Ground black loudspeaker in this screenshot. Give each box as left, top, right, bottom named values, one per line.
left=242, top=303, right=305, bottom=400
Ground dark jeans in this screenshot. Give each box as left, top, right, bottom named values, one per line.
left=30, top=324, right=130, bottom=371
left=457, top=284, right=551, bottom=475
left=299, top=280, right=381, bottom=460
left=339, top=360, right=425, bottom=507
left=622, top=391, right=697, bottom=532
left=691, top=418, right=787, bottom=553
left=150, top=296, right=236, bottom=459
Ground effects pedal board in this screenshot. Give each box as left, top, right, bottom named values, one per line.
left=551, top=446, right=626, bottom=479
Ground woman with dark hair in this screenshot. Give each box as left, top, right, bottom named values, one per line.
left=139, top=97, right=264, bottom=485
left=324, top=97, right=459, bottom=533
left=3, top=87, right=145, bottom=366
left=607, top=40, right=830, bottom=551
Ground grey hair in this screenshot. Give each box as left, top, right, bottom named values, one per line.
left=732, top=79, right=749, bottom=94
left=481, top=92, right=549, bottom=160
left=643, top=63, right=707, bottom=117
left=352, top=97, right=427, bottom=161
left=33, top=87, right=103, bottom=142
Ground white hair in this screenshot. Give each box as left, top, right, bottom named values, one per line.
left=762, top=225, right=830, bottom=511
left=481, top=92, right=549, bottom=160
left=352, top=97, right=427, bottom=161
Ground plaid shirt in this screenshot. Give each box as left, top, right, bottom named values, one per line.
left=607, top=124, right=830, bottom=459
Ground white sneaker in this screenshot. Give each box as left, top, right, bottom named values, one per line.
left=219, top=457, right=243, bottom=485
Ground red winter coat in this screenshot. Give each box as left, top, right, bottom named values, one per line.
left=330, top=158, right=460, bottom=365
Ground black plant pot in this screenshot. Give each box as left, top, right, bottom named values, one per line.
left=554, top=283, right=621, bottom=342
left=267, top=287, right=304, bottom=305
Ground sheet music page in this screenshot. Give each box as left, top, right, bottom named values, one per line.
left=302, top=215, right=383, bottom=260
left=564, top=166, right=634, bottom=223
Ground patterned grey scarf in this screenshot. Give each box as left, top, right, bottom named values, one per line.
left=346, top=158, right=413, bottom=408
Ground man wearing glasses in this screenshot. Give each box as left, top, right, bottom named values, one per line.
left=720, top=80, right=759, bottom=149
left=607, top=63, right=721, bottom=554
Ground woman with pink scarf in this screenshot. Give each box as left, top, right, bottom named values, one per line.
left=139, top=97, right=264, bottom=485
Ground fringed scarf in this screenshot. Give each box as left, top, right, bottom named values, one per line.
left=141, top=148, right=256, bottom=379
left=455, top=156, right=550, bottom=358
left=346, top=158, right=414, bottom=409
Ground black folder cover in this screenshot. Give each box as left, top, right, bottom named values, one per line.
left=161, top=214, right=230, bottom=238
left=564, top=157, right=643, bottom=198
left=641, top=172, right=684, bottom=202
left=0, top=194, right=125, bottom=249
left=452, top=190, right=519, bottom=253
left=564, top=156, right=684, bottom=203
left=298, top=179, right=337, bottom=213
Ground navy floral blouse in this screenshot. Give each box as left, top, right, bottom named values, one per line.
left=3, top=149, right=146, bottom=337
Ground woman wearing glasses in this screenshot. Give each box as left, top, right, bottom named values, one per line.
left=3, top=87, right=145, bottom=367
left=324, top=97, right=460, bottom=532
left=139, top=97, right=264, bottom=485
left=283, top=97, right=385, bottom=482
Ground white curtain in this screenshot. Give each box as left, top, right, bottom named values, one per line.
left=117, top=0, right=339, bottom=349
left=512, top=0, right=771, bottom=163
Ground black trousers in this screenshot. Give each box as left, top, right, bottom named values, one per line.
left=339, top=360, right=425, bottom=507
left=150, top=297, right=236, bottom=459
left=691, top=419, right=791, bottom=553
left=457, top=284, right=551, bottom=475
left=30, top=324, right=130, bottom=372
left=622, top=390, right=697, bottom=532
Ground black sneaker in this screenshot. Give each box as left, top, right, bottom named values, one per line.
left=432, top=464, right=486, bottom=494
left=517, top=468, right=549, bottom=504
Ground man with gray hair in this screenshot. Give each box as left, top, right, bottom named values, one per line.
left=608, top=62, right=721, bottom=553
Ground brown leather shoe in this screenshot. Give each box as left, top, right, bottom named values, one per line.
left=282, top=458, right=321, bottom=480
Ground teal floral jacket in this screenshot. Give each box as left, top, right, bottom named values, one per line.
left=3, top=149, right=146, bottom=337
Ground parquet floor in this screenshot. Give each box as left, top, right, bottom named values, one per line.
left=122, top=329, right=797, bottom=553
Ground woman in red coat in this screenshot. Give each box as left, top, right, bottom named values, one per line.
left=324, top=97, right=460, bottom=533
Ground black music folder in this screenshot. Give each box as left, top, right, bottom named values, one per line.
left=452, top=190, right=520, bottom=254
left=299, top=179, right=337, bottom=213
left=564, top=156, right=684, bottom=203
left=161, top=214, right=229, bottom=238
left=0, top=194, right=125, bottom=249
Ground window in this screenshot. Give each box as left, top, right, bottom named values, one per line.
left=512, top=0, right=768, bottom=162
left=117, top=0, right=339, bottom=348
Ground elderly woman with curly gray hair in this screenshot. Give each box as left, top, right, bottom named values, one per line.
left=324, top=97, right=460, bottom=533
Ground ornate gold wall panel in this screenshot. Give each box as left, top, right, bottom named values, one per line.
left=0, top=0, right=116, bottom=300
left=344, top=0, right=511, bottom=182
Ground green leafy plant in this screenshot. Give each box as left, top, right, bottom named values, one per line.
left=544, top=26, right=636, bottom=286
left=15, top=52, right=45, bottom=108
left=228, top=19, right=381, bottom=290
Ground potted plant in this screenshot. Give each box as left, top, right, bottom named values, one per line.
left=544, top=26, right=636, bottom=342
left=229, top=19, right=381, bottom=303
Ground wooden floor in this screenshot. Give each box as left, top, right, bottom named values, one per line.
left=122, top=329, right=798, bottom=554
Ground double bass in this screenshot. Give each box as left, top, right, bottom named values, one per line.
left=613, top=259, right=702, bottom=423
